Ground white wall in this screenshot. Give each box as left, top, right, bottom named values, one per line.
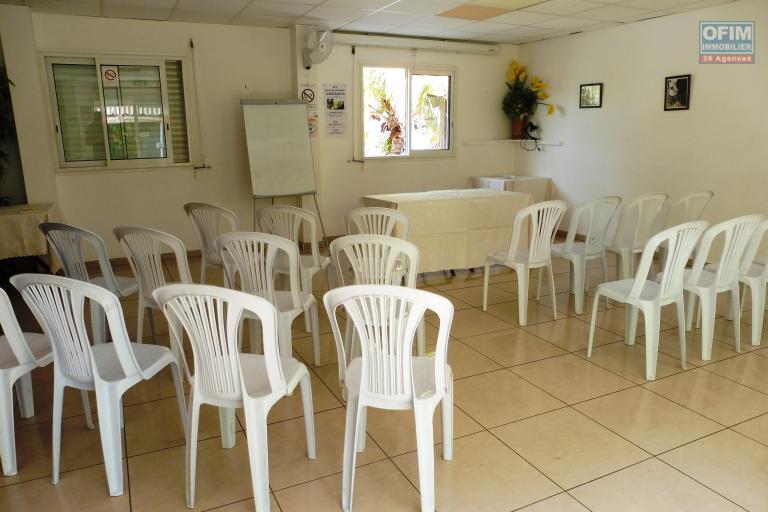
left=518, top=0, right=766, bottom=227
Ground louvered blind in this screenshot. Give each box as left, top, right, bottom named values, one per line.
left=165, top=60, right=190, bottom=164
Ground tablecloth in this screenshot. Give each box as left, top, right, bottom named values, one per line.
left=468, top=175, right=554, bottom=203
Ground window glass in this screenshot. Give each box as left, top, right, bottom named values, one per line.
left=362, top=66, right=408, bottom=158
left=411, top=74, right=450, bottom=151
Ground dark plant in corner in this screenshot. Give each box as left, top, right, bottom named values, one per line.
left=0, top=65, right=15, bottom=206
left=502, top=60, right=555, bottom=139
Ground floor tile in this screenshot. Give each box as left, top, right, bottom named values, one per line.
left=460, top=328, right=567, bottom=367
left=205, top=494, right=280, bottom=510
left=731, top=413, right=768, bottom=446
left=522, top=318, right=622, bottom=353
left=644, top=369, right=768, bottom=426
left=427, top=308, right=514, bottom=339
left=570, top=458, right=743, bottom=511
left=574, top=388, right=722, bottom=455
left=576, top=341, right=685, bottom=384
left=660, top=430, right=768, bottom=511
left=443, top=340, right=502, bottom=378
left=444, top=284, right=516, bottom=308
left=516, top=492, right=590, bottom=511
left=453, top=370, right=564, bottom=428
left=392, top=431, right=561, bottom=512
left=0, top=463, right=129, bottom=511
left=275, top=459, right=420, bottom=512
left=651, top=329, right=744, bottom=367
left=703, top=353, right=768, bottom=394
left=491, top=408, right=649, bottom=489
left=511, top=354, right=635, bottom=405
left=484, top=300, right=557, bottom=328
left=576, top=307, right=676, bottom=337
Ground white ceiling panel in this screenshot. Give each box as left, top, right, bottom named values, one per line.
left=524, top=0, right=602, bottom=15
left=170, top=9, right=235, bottom=23
left=103, top=0, right=175, bottom=7
left=242, top=2, right=314, bottom=17
left=619, top=0, right=699, bottom=10
left=324, top=0, right=399, bottom=9
left=102, top=5, right=171, bottom=20
left=576, top=4, right=652, bottom=22
left=382, top=0, right=467, bottom=16
left=175, top=0, right=250, bottom=13
left=490, top=9, right=555, bottom=25
left=25, top=0, right=100, bottom=15
left=302, top=5, right=370, bottom=21
left=230, top=13, right=295, bottom=26
left=532, top=15, right=601, bottom=30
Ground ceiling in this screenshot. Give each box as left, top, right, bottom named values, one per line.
left=1, top=0, right=738, bottom=44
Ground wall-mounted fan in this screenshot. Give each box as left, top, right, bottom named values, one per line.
left=303, top=26, right=334, bottom=70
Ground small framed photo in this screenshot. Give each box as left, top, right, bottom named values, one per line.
left=579, top=83, right=603, bottom=108
left=664, top=74, right=691, bottom=111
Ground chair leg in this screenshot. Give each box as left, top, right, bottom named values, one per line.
left=535, top=267, right=544, bottom=300
left=625, top=304, right=639, bottom=346
left=299, top=371, right=317, bottom=460
left=441, top=376, right=453, bottom=461
left=619, top=250, right=632, bottom=280
left=170, top=363, right=188, bottom=442
left=81, top=389, right=94, bottom=429
left=136, top=304, right=145, bottom=344
left=685, top=291, right=696, bottom=332
left=750, top=283, right=766, bottom=345
left=186, top=394, right=201, bottom=509
left=517, top=266, right=529, bottom=327
left=342, top=396, right=361, bottom=512
left=0, top=381, right=17, bottom=476
left=90, top=299, right=106, bottom=344
left=94, top=385, right=124, bottom=496
left=310, top=302, right=321, bottom=366
left=731, top=287, right=741, bottom=354
left=242, top=402, right=271, bottom=512
left=414, top=401, right=437, bottom=512
left=248, top=318, right=262, bottom=355
left=277, top=318, right=293, bottom=359
left=644, top=308, right=661, bottom=381
left=325, top=264, right=334, bottom=290
left=482, top=262, right=491, bottom=312
left=587, top=294, right=601, bottom=358
left=700, top=293, right=716, bottom=361
left=303, top=273, right=313, bottom=333
left=600, top=252, right=610, bottom=308
left=220, top=407, right=237, bottom=449
left=200, top=262, right=207, bottom=284
left=15, top=373, right=34, bottom=419
left=573, top=257, right=586, bottom=315
left=148, top=310, right=158, bottom=344
left=51, top=379, right=64, bottom=484
left=417, top=319, right=426, bottom=357
left=344, top=319, right=355, bottom=367
left=676, top=299, right=687, bottom=370
left=547, top=263, right=557, bottom=320
left=355, top=406, right=367, bottom=453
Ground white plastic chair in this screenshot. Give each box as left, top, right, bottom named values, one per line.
left=663, top=191, right=714, bottom=228
left=0, top=288, right=53, bottom=476
left=155, top=283, right=316, bottom=510
left=256, top=205, right=331, bottom=326
left=330, top=234, right=425, bottom=359
left=217, top=231, right=321, bottom=366
left=183, top=202, right=240, bottom=284
left=40, top=222, right=139, bottom=343
left=551, top=196, right=621, bottom=314
left=605, top=193, right=668, bottom=279
left=114, top=226, right=193, bottom=344
left=482, top=200, right=567, bottom=326
left=324, top=285, right=454, bottom=512
left=735, top=218, right=768, bottom=345
left=588, top=221, right=707, bottom=380
left=345, top=207, right=410, bottom=239
left=11, top=273, right=186, bottom=496
left=683, top=215, right=764, bottom=360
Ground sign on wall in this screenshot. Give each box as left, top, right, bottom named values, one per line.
left=699, top=21, right=755, bottom=64
left=299, top=82, right=319, bottom=137
left=102, top=65, right=120, bottom=87
left=323, top=83, right=346, bottom=136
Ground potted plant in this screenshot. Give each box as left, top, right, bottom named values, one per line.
left=502, top=60, right=555, bottom=139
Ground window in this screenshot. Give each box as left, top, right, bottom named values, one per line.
left=361, top=65, right=453, bottom=159
left=46, top=56, right=193, bottom=169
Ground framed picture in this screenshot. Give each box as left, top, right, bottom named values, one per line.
left=579, top=83, right=603, bottom=108
left=664, top=74, right=691, bottom=111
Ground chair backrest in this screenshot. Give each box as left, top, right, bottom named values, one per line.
left=114, top=226, right=193, bottom=302
left=345, top=207, right=411, bottom=239
left=39, top=222, right=121, bottom=293
left=216, top=232, right=303, bottom=311
left=615, top=193, right=668, bottom=250
left=740, top=217, right=768, bottom=277
left=562, top=196, right=621, bottom=256
left=184, top=203, right=240, bottom=265
left=256, top=205, right=321, bottom=268
left=506, top=200, right=567, bottom=266
left=0, top=288, right=38, bottom=367
left=689, top=215, right=764, bottom=290
left=154, top=284, right=287, bottom=402
left=323, top=285, right=453, bottom=407
left=330, top=234, right=419, bottom=288
left=11, top=273, right=142, bottom=384
left=629, top=221, right=708, bottom=301
left=668, top=191, right=714, bottom=225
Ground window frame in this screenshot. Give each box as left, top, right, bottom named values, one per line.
left=42, top=51, right=198, bottom=172
left=356, top=61, right=456, bottom=161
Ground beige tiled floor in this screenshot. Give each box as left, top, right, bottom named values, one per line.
left=2, top=257, right=766, bottom=511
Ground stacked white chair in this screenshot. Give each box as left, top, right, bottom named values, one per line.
left=663, top=191, right=714, bottom=228
left=735, top=218, right=768, bottom=345
left=683, top=215, right=764, bottom=360
left=217, top=232, right=321, bottom=366
left=256, top=205, right=332, bottom=326
left=0, top=288, right=53, bottom=476
left=345, top=207, right=410, bottom=239
left=155, top=284, right=316, bottom=510
left=324, top=285, right=454, bottom=512
left=184, top=202, right=240, bottom=284
left=551, top=196, right=621, bottom=314
left=114, top=226, right=193, bottom=345
left=40, top=222, right=138, bottom=343
left=588, top=221, right=707, bottom=380
left=11, top=274, right=186, bottom=496
left=605, top=193, right=668, bottom=279
left=482, top=200, right=567, bottom=326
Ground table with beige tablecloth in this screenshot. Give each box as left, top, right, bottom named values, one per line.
left=468, top=175, right=554, bottom=203
left=362, top=189, right=533, bottom=273
left=0, top=203, right=58, bottom=263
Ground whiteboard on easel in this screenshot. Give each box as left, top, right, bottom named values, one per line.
left=241, top=100, right=316, bottom=197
